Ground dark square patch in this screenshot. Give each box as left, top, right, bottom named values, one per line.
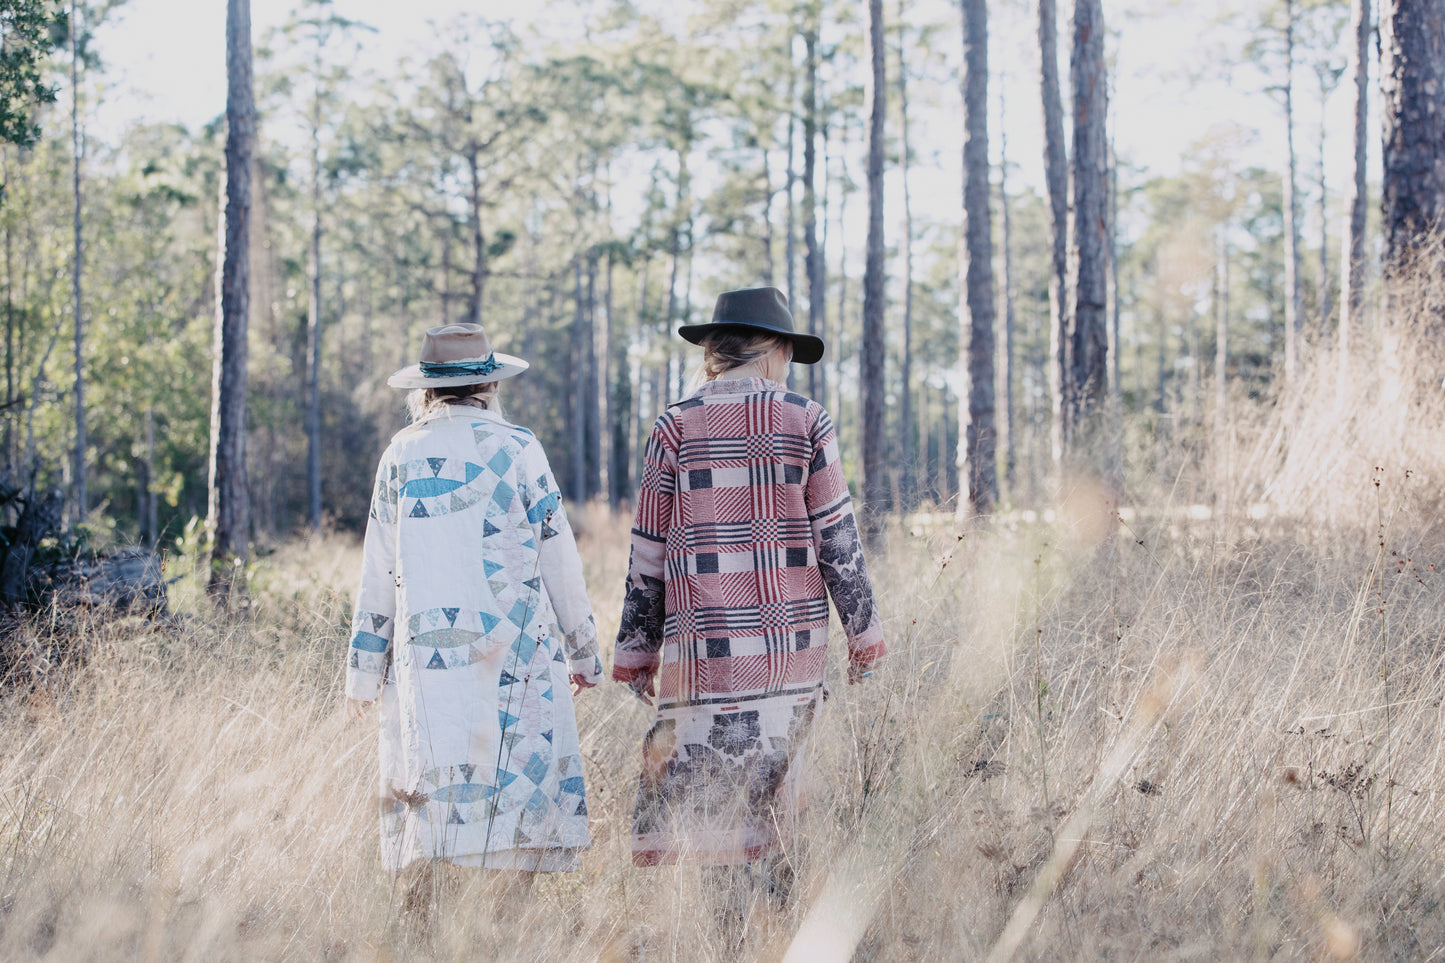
left=706, top=637, right=731, bottom=659
left=785, top=547, right=810, bottom=568
left=696, top=552, right=719, bottom=574
left=784, top=463, right=804, bottom=484
left=688, top=468, right=713, bottom=490
left=795, top=629, right=811, bottom=650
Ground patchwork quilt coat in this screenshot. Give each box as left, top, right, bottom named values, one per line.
left=613, top=377, right=886, bottom=866
left=346, top=404, right=603, bottom=872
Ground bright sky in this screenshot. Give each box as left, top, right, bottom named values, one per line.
left=91, top=0, right=1376, bottom=236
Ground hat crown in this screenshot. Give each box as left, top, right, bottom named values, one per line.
left=419, top=323, right=494, bottom=364
left=711, top=287, right=794, bottom=333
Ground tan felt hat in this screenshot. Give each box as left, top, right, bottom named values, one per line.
left=387, top=323, right=529, bottom=389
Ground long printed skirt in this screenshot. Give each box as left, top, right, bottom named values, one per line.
left=629, top=685, right=822, bottom=866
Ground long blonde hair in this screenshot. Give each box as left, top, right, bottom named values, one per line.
left=689, top=330, right=792, bottom=391
left=405, top=382, right=504, bottom=422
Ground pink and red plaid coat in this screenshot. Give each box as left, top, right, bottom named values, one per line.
left=613, top=376, right=885, bottom=865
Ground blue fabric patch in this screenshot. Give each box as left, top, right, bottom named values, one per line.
left=401, top=476, right=462, bottom=498
left=527, top=491, right=562, bottom=525
left=350, top=631, right=389, bottom=653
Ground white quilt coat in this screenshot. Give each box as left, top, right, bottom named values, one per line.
left=345, top=404, right=603, bottom=872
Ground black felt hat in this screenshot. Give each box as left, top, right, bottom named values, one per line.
left=678, top=286, right=825, bottom=365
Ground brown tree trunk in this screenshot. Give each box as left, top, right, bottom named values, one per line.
left=585, top=254, right=602, bottom=500
left=71, top=0, right=85, bottom=525
left=209, top=0, right=254, bottom=587
left=861, top=0, right=887, bottom=544
left=1038, top=0, right=1070, bottom=464
left=1283, top=0, right=1302, bottom=385
left=802, top=16, right=826, bottom=403
left=1339, top=0, right=1370, bottom=396
left=1068, top=0, right=1109, bottom=455
left=896, top=0, right=915, bottom=510
left=1380, top=0, right=1445, bottom=272
left=999, top=82, right=1017, bottom=499
left=959, top=0, right=997, bottom=518
left=305, top=84, right=322, bottom=532
left=467, top=146, right=487, bottom=326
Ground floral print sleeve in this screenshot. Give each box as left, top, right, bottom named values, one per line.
left=804, top=406, right=886, bottom=673
left=613, top=414, right=678, bottom=690
left=346, top=457, right=399, bottom=701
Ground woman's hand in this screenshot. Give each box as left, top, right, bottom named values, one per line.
left=628, top=673, right=657, bottom=707
left=847, top=661, right=874, bottom=685
left=345, top=697, right=373, bottom=719
left=570, top=674, right=596, bottom=697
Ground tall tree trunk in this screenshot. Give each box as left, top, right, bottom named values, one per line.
left=305, top=84, right=323, bottom=532
left=585, top=255, right=602, bottom=500
left=1282, top=0, right=1302, bottom=386
left=897, top=0, right=915, bottom=510
left=467, top=146, right=487, bottom=326
left=802, top=17, right=826, bottom=403
left=141, top=407, right=156, bottom=547
left=786, top=42, right=798, bottom=316
left=1380, top=0, right=1445, bottom=275
left=761, top=148, right=775, bottom=285
left=861, top=0, right=887, bottom=544
left=829, top=121, right=842, bottom=423
left=999, top=83, right=1018, bottom=500
left=71, top=0, right=85, bottom=524
left=959, top=0, right=997, bottom=518
left=209, top=0, right=254, bottom=585
left=1339, top=0, right=1370, bottom=396
left=1068, top=0, right=1109, bottom=456
left=1317, top=81, right=1331, bottom=338
left=611, top=253, right=637, bottom=508
left=571, top=258, right=586, bottom=501
left=1038, top=0, right=1070, bottom=464
left=1216, top=228, right=1230, bottom=442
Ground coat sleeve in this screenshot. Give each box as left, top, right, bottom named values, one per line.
left=346, top=456, right=400, bottom=702
left=804, top=405, right=886, bottom=673
left=612, top=414, right=677, bottom=689
left=521, top=439, right=602, bottom=684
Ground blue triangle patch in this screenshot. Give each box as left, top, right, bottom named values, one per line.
left=523, top=577, right=541, bottom=593
left=541, top=522, right=559, bottom=540
left=442, top=607, right=459, bottom=626
left=499, top=669, right=521, bottom=687
left=483, top=559, right=505, bottom=578
left=447, top=805, right=465, bottom=825
left=499, top=710, right=519, bottom=730
left=410, top=500, right=430, bottom=518
left=483, top=520, right=502, bottom=537
left=495, top=768, right=519, bottom=791
left=465, top=462, right=484, bottom=483
left=370, top=613, right=389, bottom=631
left=427, top=649, right=445, bottom=669
left=478, top=612, right=501, bottom=633
left=541, top=687, right=553, bottom=702
left=577, top=798, right=587, bottom=816
left=427, top=457, right=446, bottom=475
left=520, top=537, right=537, bottom=551
left=542, top=729, right=553, bottom=743
left=460, top=763, right=476, bottom=783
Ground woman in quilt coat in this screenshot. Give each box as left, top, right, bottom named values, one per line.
left=613, top=286, right=886, bottom=873
left=345, top=323, right=603, bottom=874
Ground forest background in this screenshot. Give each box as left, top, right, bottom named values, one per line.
left=6, top=0, right=1445, bottom=959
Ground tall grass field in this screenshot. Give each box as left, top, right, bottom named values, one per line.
left=4, top=349, right=1445, bottom=961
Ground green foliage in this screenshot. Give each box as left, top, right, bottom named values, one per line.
left=0, top=0, right=63, bottom=151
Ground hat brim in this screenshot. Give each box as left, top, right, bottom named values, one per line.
left=386, top=353, right=529, bottom=389
left=677, top=322, right=825, bottom=365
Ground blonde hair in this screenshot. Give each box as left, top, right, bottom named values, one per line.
left=405, top=382, right=504, bottom=422
left=693, top=330, right=792, bottom=388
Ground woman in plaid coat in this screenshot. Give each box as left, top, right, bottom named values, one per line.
left=613, top=287, right=886, bottom=878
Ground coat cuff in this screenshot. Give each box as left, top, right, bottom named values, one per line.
left=569, top=654, right=603, bottom=684
left=847, top=623, right=887, bottom=673
left=346, top=667, right=384, bottom=702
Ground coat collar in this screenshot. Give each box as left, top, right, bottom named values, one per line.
left=684, top=377, right=789, bottom=401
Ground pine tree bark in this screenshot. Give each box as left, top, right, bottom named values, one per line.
left=1380, top=0, right=1445, bottom=273
left=1339, top=0, right=1370, bottom=394
left=959, top=0, right=997, bottom=518
left=1068, top=0, right=1109, bottom=457
left=896, top=0, right=915, bottom=510
left=71, top=0, right=85, bottom=524
left=802, top=16, right=826, bottom=403
left=861, top=0, right=887, bottom=544
left=1282, top=0, right=1302, bottom=385
left=585, top=254, right=602, bottom=500
left=1000, top=85, right=1017, bottom=499
left=1037, top=0, right=1070, bottom=464
left=209, top=0, right=254, bottom=585
left=305, top=74, right=323, bottom=532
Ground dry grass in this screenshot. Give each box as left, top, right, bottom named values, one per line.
left=6, top=322, right=1445, bottom=959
